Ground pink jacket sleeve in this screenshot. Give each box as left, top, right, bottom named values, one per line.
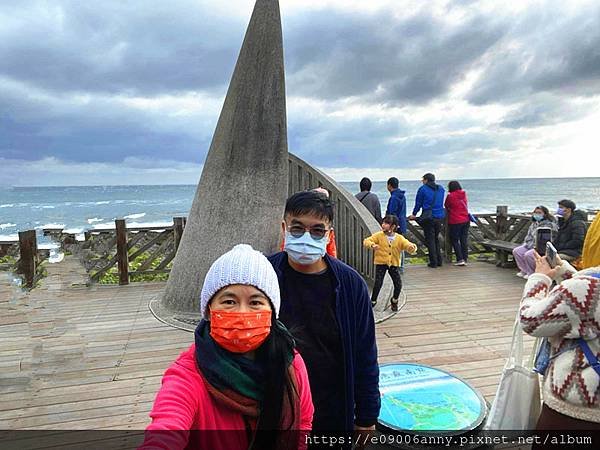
left=292, top=352, right=314, bottom=450
left=138, top=361, right=199, bottom=450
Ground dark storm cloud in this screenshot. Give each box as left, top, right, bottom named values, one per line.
left=284, top=9, right=506, bottom=105
left=288, top=109, right=504, bottom=170
left=2, top=0, right=600, bottom=174
left=468, top=4, right=600, bottom=105
left=0, top=84, right=213, bottom=162
left=0, top=0, right=246, bottom=96
left=500, top=95, right=591, bottom=129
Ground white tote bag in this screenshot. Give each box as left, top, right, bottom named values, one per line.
left=484, top=312, right=541, bottom=430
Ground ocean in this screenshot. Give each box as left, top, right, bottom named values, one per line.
left=1, top=178, right=598, bottom=245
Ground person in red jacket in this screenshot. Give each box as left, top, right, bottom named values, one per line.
left=444, top=180, right=471, bottom=266
left=140, top=244, right=313, bottom=450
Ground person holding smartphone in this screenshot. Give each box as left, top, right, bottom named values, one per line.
left=512, top=206, right=557, bottom=278
left=519, top=233, right=600, bottom=439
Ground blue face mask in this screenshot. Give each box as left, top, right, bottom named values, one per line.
left=284, top=231, right=327, bottom=265
left=556, top=207, right=565, bottom=216
left=532, top=213, right=544, bottom=221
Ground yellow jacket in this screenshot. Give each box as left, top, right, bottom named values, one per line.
left=582, top=212, right=600, bottom=269
left=363, top=231, right=418, bottom=266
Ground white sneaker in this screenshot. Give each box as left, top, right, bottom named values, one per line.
left=516, top=271, right=525, bottom=278
left=523, top=274, right=529, bottom=279
left=453, top=261, right=466, bottom=266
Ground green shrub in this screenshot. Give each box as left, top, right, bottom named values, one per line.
left=98, top=248, right=172, bottom=284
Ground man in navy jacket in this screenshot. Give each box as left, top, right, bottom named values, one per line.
left=408, top=173, right=446, bottom=268
left=269, top=191, right=380, bottom=439
left=386, top=177, right=408, bottom=273
left=385, top=177, right=407, bottom=235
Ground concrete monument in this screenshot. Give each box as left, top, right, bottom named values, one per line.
left=151, top=0, right=288, bottom=328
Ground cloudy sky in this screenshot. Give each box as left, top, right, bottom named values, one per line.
left=1, top=0, right=599, bottom=186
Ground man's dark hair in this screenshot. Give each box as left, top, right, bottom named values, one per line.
left=423, top=173, right=436, bottom=183
left=382, top=214, right=399, bottom=228
left=387, top=177, right=399, bottom=189
left=558, top=199, right=576, bottom=211
left=285, top=191, right=334, bottom=222
left=359, top=177, right=372, bottom=192
left=448, top=180, right=462, bottom=192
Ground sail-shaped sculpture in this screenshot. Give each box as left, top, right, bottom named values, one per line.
left=151, top=0, right=288, bottom=328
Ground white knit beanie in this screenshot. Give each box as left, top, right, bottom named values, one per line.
left=200, top=244, right=280, bottom=320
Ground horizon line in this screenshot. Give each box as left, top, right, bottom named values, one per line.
left=3, top=174, right=600, bottom=188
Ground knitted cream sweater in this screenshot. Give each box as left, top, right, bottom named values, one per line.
left=520, top=262, right=600, bottom=423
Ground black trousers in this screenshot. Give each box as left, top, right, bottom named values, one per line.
left=371, top=264, right=402, bottom=303
left=449, top=221, right=470, bottom=262
left=421, top=218, right=443, bottom=266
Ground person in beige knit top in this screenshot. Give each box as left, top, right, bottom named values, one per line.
left=363, top=214, right=417, bottom=311
left=519, top=220, right=600, bottom=436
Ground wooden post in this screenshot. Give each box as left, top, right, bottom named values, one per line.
left=496, top=206, right=509, bottom=266
left=173, top=217, right=186, bottom=251
left=18, top=230, right=37, bottom=288
left=115, top=219, right=129, bottom=285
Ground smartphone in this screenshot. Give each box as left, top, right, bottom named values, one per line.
left=535, top=227, right=553, bottom=256
left=546, top=242, right=558, bottom=268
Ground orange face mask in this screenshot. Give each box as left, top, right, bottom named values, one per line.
left=209, top=310, right=272, bottom=353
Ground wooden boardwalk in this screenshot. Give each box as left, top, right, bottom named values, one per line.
left=0, top=257, right=534, bottom=433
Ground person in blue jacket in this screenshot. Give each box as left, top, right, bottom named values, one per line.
left=385, top=177, right=407, bottom=235
left=408, top=173, right=446, bottom=268
left=268, top=190, right=380, bottom=442
left=386, top=177, right=408, bottom=273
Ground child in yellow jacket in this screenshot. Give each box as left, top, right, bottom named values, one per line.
left=363, top=214, right=418, bottom=311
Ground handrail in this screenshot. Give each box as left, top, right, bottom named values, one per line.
left=288, top=153, right=385, bottom=285
left=288, top=153, right=396, bottom=320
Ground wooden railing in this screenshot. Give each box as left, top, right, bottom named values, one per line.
left=44, top=218, right=186, bottom=285
left=403, top=206, right=532, bottom=261
left=37, top=203, right=594, bottom=285
left=0, top=232, right=49, bottom=288
left=288, top=153, right=382, bottom=285
left=5, top=156, right=597, bottom=289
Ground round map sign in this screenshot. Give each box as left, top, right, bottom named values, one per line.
left=378, top=363, right=487, bottom=433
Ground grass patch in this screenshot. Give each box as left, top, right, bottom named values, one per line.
left=0, top=255, right=16, bottom=265
left=98, top=248, right=172, bottom=284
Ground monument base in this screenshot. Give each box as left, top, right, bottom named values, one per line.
left=148, top=295, right=200, bottom=332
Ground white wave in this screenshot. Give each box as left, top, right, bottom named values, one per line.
left=75, top=233, right=86, bottom=242
left=48, top=250, right=64, bottom=264
left=0, top=234, right=18, bottom=242
left=128, top=221, right=173, bottom=229
left=91, top=222, right=116, bottom=229
left=95, top=201, right=110, bottom=205
left=87, top=218, right=103, bottom=224
left=0, top=204, right=14, bottom=208
left=63, top=227, right=84, bottom=234
left=0, top=223, right=16, bottom=230
left=124, top=213, right=146, bottom=220
left=39, top=242, right=61, bottom=250
left=36, top=223, right=66, bottom=230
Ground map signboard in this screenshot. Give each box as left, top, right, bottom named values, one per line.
left=378, top=363, right=487, bottom=433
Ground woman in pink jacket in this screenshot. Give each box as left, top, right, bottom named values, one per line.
left=444, top=180, right=471, bottom=266
left=140, top=244, right=314, bottom=450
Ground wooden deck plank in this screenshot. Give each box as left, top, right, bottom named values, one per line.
left=0, top=261, right=533, bottom=429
